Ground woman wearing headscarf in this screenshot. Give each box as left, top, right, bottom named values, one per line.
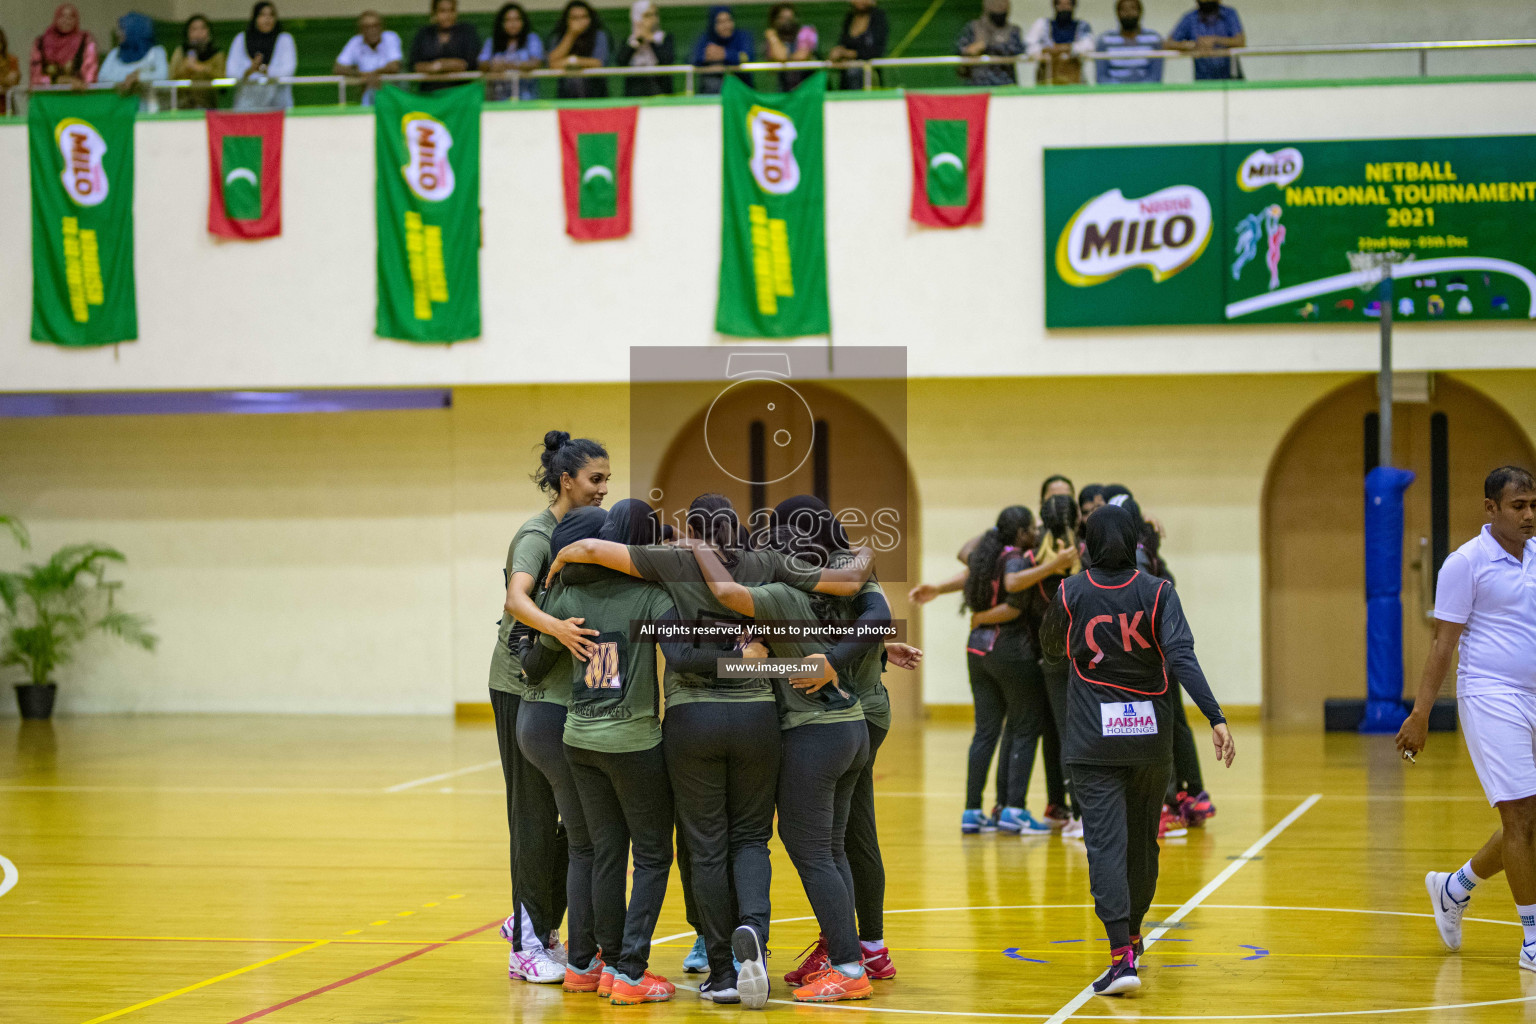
left=30, top=4, right=99, bottom=86
left=0, top=29, right=23, bottom=106
left=613, top=0, right=675, bottom=97
left=1024, top=0, right=1094, bottom=85
left=170, top=15, right=225, bottom=109
left=1039, top=504, right=1233, bottom=998
left=690, top=5, right=752, bottom=95
left=228, top=1, right=297, bottom=110
left=546, top=0, right=610, bottom=99
left=763, top=3, right=817, bottom=91
left=956, top=0, right=1024, bottom=85
left=99, top=12, right=169, bottom=112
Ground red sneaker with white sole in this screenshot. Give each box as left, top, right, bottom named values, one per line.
left=784, top=935, right=830, bottom=986
left=861, top=946, right=896, bottom=980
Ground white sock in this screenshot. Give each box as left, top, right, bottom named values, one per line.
left=836, top=961, right=866, bottom=978
left=1446, top=862, right=1482, bottom=902
left=1518, top=903, right=1536, bottom=946
left=860, top=938, right=883, bottom=953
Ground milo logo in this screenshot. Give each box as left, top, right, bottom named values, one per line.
left=55, top=117, right=109, bottom=207
left=747, top=104, right=799, bottom=195
left=1055, top=185, right=1213, bottom=287
left=1237, top=147, right=1303, bottom=191
left=401, top=113, right=455, bottom=202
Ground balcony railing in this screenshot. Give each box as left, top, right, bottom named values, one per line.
left=6, top=38, right=1535, bottom=115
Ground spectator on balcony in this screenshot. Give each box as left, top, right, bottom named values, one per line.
left=691, top=6, right=753, bottom=95
left=0, top=30, right=22, bottom=105
left=1024, top=0, right=1092, bottom=85
left=1169, top=0, right=1243, bottom=80
left=956, top=0, right=1024, bottom=86
left=546, top=0, right=610, bottom=99
left=1095, top=0, right=1162, bottom=84
left=335, top=10, right=402, bottom=106
left=99, top=12, right=169, bottom=112
left=479, top=2, right=542, bottom=101
left=171, top=15, right=226, bottom=109
left=410, top=0, right=480, bottom=93
left=764, top=3, right=817, bottom=91
left=228, top=2, right=296, bottom=110
left=614, top=1, right=675, bottom=97
left=827, top=0, right=886, bottom=90
left=30, top=4, right=98, bottom=86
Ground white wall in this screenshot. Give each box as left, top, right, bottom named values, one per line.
left=3, top=78, right=1536, bottom=394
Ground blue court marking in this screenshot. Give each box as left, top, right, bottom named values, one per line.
left=1002, top=948, right=1048, bottom=963
left=1162, top=963, right=1198, bottom=967
left=1049, top=939, right=1083, bottom=944
left=1240, top=944, right=1270, bottom=961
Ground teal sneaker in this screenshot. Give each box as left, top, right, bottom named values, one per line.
left=961, top=808, right=997, bottom=834
left=683, top=933, right=709, bottom=973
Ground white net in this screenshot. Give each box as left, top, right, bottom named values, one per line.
left=1347, top=250, right=1414, bottom=291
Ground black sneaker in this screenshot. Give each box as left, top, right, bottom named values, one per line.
left=698, top=975, right=741, bottom=1004
left=1092, top=949, right=1140, bottom=997
left=733, top=925, right=769, bottom=1009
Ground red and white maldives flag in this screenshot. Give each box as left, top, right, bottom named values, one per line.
left=906, top=92, right=988, bottom=228
left=206, top=110, right=283, bottom=239
left=558, top=106, right=637, bottom=241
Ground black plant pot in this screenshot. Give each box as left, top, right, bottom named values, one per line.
left=15, top=683, right=58, bottom=720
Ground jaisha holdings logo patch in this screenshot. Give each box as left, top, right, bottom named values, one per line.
left=55, top=117, right=109, bottom=207
left=401, top=112, right=455, bottom=201
left=747, top=104, right=799, bottom=195
left=1237, top=147, right=1303, bottom=191
left=1055, top=185, right=1213, bottom=287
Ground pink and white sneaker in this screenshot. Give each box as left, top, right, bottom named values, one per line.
left=500, top=914, right=563, bottom=983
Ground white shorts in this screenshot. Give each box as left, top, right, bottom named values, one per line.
left=1460, top=691, right=1536, bottom=806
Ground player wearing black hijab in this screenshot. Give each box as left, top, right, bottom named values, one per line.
left=1040, top=504, right=1234, bottom=997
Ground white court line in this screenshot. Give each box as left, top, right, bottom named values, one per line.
left=382, top=758, right=503, bottom=793
left=1043, top=792, right=1321, bottom=1024
left=0, top=855, right=16, bottom=900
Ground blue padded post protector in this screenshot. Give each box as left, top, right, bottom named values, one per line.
left=1361, top=465, right=1416, bottom=733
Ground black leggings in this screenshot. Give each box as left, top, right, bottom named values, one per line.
left=966, top=652, right=1048, bottom=810
left=515, top=700, right=596, bottom=969
left=777, top=720, right=869, bottom=968
left=565, top=741, right=674, bottom=980
left=1166, top=700, right=1206, bottom=802
left=491, top=689, right=567, bottom=951
left=1072, top=760, right=1169, bottom=949
left=663, top=700, right=781, bottom=978
left=847, top=721, right=888, bottom=942
left=1041, top=657, right=1076, bottom=816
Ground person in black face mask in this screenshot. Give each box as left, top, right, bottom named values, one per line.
left=1040, top=504, right=1235, bottom=997
left=1169, top=0, right=1244, bottom=80
left=1094, top=0, right=1163, bottom=84
left=1024, top=0, right=1091, bottom=85
left=956, top=0, right=1023, bottom=86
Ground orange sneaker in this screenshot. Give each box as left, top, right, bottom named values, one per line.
left=609, top=969, right=675, bottom=1005
left=793, top=966, right=873, bottom=1002
left=563, top=957, right=606, bottom=993
left=596, top=967, right=617, bottom=999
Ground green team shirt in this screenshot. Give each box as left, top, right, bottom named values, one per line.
left=540, top=573, right=675, bottom=753
left=627, top=546, right=820, bottom=709
left=488, top=508, right=558, bottom=697
left=521, top=581, right=574, bottom=707
left=750, top=582, right=865, bottom=731
left=823, top=577, right=892, bottom=731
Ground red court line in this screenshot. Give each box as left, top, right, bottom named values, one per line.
left=226, top=919, right=502, bottom=1024
left=0, top=935, right=438, bottom=945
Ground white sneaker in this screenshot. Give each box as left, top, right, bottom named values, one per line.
left=1425, top=872, right=1467, bottom=952
left=546, top=932, right=568, bottom=967
left=510, top=946, right=565, bottom=983
left=1062, top=818, right=1085, bottom=840
left=732, top=925, right=770, bottom=1010
left=1522, top=940, right=1536, bottom=973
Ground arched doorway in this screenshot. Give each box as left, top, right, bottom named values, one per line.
left=643, top=380, right=923, bottom=719
left=1262, top=374, right=1536, bottom=725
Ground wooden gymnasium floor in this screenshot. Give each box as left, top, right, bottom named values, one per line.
left=2, top=714, right=1531, bottom=1023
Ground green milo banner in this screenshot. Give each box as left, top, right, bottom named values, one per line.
left=375, top=84, right=481, bottom=343
left=716, top=73, right=830, bottom=339
left=29, top=92, right=138, bottom=347
left=1046, top=135, right=1536, bottom=327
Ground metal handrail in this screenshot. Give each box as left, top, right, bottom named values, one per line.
left=6, top=38, right=1535, bottom=114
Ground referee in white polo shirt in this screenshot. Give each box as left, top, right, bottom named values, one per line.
left=1397, top=465, right=1536, bottom=972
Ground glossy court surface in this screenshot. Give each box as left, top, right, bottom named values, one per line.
left=2, top=715, right=1531, bottom=1023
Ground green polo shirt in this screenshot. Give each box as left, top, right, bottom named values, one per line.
left=750, top=582, right=865, bottom=731
left=488, top=508, right=558, bottom=697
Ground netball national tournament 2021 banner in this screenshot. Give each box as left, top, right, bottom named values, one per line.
left=375, top=83, right=481, bottom=343
left=29, top=91, right=138, bottom=347
left=1045, top=135, right=1536, bottom=328
left=716, top=73, right=830, bottom=339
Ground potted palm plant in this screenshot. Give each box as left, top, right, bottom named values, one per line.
left=0, top=530, right=157, bottom=720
